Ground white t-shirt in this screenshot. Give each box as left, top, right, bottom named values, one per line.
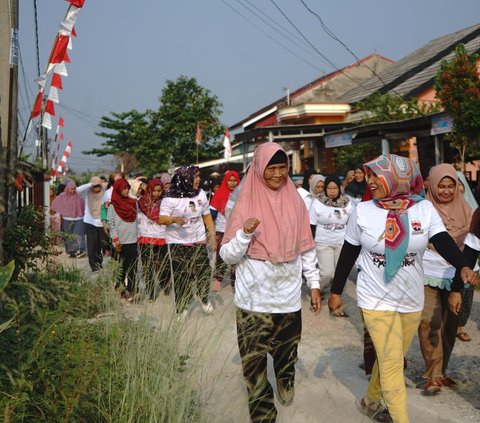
left=347, top=200, right=446, bottom=312
left=464, top=232, right=480, bottom=251
left=297, top=187, right=315, bottom=224
left=211, top=207, right=227, bottom=233
left=160, top=190, right=210, bottom=244
left=137, top=210, right=166, bottom=240
left=309, top=198, right=354, bottom=245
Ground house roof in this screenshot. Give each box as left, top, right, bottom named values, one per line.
left=338, top=23, right=480, bottom=103
left=230, top=53, right=394, bottom=130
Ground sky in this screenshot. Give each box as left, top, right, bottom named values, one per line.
left=17, top=0, right=480, bottom=173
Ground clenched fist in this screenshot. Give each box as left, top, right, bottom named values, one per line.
left=243, top=218, right=260, bottom=235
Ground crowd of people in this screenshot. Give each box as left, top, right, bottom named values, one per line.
left=49, top=143, right=479, bottom=423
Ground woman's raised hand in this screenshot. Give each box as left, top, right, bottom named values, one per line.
left=243, top=218, right=260, bottom=234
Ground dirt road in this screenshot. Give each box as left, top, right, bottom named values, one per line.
left=66, top=253, right=480, bottom=422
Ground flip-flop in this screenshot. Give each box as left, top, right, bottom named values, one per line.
left=456, top=331, right=471, bottom=342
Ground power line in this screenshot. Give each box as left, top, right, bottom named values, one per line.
left=298, top=0, right=427, bottom=113
left=220, top=0, right=324, bottom=73
left=234, top=0, right=320, bottom=61
left=269, top=0, right=376, bottom=94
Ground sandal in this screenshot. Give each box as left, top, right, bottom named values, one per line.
left=439, top=376, right=458, bottom=389
left=456, top=330, right=471, bottom=342
left=422, top=379, right=442, bottom=396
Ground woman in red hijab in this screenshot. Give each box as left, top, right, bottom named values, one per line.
left=107, top=178, right=138, bottom=300
left=138, top=178, right=168, bottom=300
left=209, top=170, right=240, bottom=291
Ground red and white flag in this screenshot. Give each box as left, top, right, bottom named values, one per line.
left=196, top=122, right=202, bottom=145
left=31, top=90, right=43, bottom=119
left=223, top=128, right=232, bottom=159
left=57, top=141, right=73, bottom=175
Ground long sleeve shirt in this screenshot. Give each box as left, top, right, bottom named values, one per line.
left=107, top=205, right=138, bottom=245
left=220, top=229, right=320, bottom=313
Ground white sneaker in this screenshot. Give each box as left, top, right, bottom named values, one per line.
left=201, top=301, right=214, bottom=315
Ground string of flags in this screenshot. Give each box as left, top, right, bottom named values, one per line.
left=28, top=0, right=86, bottom=179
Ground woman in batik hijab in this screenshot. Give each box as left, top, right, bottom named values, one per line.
left=418, top=164, right=473, bottom=395
left=328, top=155, right=477, bottom=423
left=159, top=165, right=217, bottom=318
left=220, top=142, right=321, bottom=423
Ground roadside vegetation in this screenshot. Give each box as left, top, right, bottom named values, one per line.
left=0, top=205, right=210, bottom=422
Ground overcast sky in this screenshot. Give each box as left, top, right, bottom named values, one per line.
left=17, top=0, right=480, bottom=173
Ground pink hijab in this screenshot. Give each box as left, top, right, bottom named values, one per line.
left=51, top=181, right=85, bottom=218
left=222, top=142, right=314, bottom=263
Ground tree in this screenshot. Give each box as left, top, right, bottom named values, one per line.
left=83, top=110, right=166, bottom=175
left=84, top=76, right=224, bottom=174
left=434, top=44, right=480, bottom=170
left=151, top=75, right=224, bottom=165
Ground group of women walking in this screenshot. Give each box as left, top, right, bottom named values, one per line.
left=51, top=142, right=479, bottom=423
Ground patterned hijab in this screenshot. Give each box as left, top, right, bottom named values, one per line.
left=364, top=154, right=425, bottom=283
left=166, top=165, right=200, bottom=198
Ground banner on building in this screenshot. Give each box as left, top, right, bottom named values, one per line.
left=431, top=115, right=453, bottom=135
left=324, top=132, right=356, bottom=148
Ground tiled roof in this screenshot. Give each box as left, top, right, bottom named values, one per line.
left=338, top=23, right=480, bottom=103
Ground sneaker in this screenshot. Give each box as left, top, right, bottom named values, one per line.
left=357, top=398, right=392, bottom=422
left=277, top=381, right=294, bottom=406
left=76, top=251, right=86, bottom=258
left=201, top=301, right=214, bottom=315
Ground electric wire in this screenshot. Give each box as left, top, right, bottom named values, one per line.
left=233, top=0, right=320, bottom=61
left=220, top=0, right=324, bottom=72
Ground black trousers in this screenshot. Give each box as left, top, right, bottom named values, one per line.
left=236, top=308, right=302, bottom=423
left=118, top=243, right=138, bottom=294
left=169, top=243, right=210, bottom=313
left=85, top=223, right=107, bottom=271
left=140, top=243, right=169, bottom=299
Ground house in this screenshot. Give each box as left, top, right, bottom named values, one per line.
left=228, top=23, right=480, bottom=179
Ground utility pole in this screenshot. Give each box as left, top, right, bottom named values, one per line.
left=0, top=0, right=20, bottom=264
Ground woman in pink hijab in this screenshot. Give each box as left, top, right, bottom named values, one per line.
left=51, top=180, right=86, bottom=258
left=220, top=142, right=321, bottom=423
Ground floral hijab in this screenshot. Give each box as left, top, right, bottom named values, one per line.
left=364, top=154, right=425, bottom=283
left=166, top=165, right=200, bottom=198
left=138, top=178, right=164, bottom=221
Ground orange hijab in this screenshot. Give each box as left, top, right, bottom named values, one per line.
left=222, top=142, right=314, bottom=263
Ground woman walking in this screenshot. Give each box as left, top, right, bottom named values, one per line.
left=309, top=175, right=354, bottom=297
left=418, top=164, right=473, bottom=394
left=159, top=165, right=217, bottom=317
left=220, top=142, right=321, bottom=423
left=138, top=178, right=168, bottom=300
left=210, top=170, right=240, bottom=291
left=77, top=176, right=107, bottom=272
left=108, top=178, right=139, bottom=300
left=52, top=180, right=86, bottom=258
left=328, top=155, right=477, bottom=423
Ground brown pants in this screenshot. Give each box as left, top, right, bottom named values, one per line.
left=418, top=285, right=458, bottom=379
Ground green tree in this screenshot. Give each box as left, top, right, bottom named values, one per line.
left=84, top=76, right=224, bottom=173
left=151, top=75, right=224, bottom=165
left=83, top=110, right=167, bottom=175
left=434, top=44, right=480, bottom=170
